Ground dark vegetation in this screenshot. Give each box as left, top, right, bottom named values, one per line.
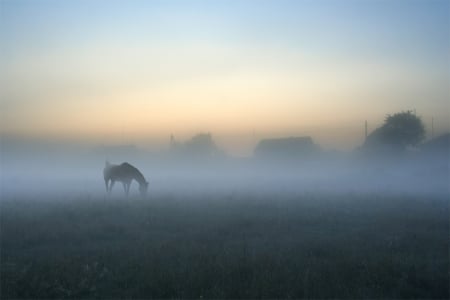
left=363, top=111, right=426, bottom=154
left=1, top=193, right=448, bottom=299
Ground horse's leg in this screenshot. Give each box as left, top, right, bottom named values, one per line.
left=105, top=179, right=109, bottom=193
left=109, top=180, right=115, bottom=193
left=122, top=182, right=127, bottom=196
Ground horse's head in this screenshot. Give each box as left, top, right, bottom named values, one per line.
left=139, top=181, right=149, bottom=196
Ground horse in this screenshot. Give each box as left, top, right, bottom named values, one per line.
left=103, top=161, right=149, bottom=197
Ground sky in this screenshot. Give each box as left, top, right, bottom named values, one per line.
left=1, top=0, right=449, bottom=155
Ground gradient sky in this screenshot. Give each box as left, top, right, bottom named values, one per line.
left=1, top=0, right=449, bottom=154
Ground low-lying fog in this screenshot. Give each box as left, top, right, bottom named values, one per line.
left=1, top=139, right=448, bottom=200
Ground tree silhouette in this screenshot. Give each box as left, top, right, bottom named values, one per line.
left=365, top=111, right=425, bottom=153
left=185, top=133, right=217, bottom=156
left=381, top=111, right=425, bottom=148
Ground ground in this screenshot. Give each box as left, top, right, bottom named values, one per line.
left=1, top=192, right=448, bottom=299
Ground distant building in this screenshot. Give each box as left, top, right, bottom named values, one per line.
left=254, top=136, right=319, bottom=160
left=361, top=127, right=395, bottom=154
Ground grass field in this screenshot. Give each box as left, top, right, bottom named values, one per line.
left=1, top=192, right=448, bottom=299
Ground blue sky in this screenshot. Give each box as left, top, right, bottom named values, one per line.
left=1, top=0, right=449, bottom=153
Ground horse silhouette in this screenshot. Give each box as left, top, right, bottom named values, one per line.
left=103, top=161, right=148, bottom=196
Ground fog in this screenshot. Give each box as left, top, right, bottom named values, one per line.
left=2, top=135, right=449, bottom=299
left=1, top=136, right=448, bottom=200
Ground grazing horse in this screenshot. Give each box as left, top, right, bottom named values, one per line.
left=103, top=161, right=149, bottom=196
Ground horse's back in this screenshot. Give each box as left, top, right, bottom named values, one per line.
left=120, top=162, right=134, bottom=170
left=119, top=162, right=139, bottom=174
left=107, top=162, right=137, bottom=179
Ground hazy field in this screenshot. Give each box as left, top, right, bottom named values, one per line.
left=3, top=0, right=449, bottom=297
left=1, top=190, right=448, bottom=299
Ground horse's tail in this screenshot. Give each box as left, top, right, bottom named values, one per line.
left=103, top=160, right=112, bottom=180
left=103, top=161, right=111, bottom=193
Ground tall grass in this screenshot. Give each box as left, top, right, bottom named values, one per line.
left=1, top=193, right=448, bottom=298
